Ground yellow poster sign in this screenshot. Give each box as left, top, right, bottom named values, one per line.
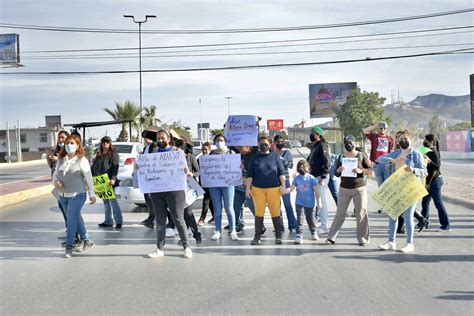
left=92, top=173, right=116, bottom=200
left=373, top=167, right=428, bottom=220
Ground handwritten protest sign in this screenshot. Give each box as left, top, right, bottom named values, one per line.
left=135, top=150, right=187, bottom=193
left=93, top=173, right=116, bottom=199
left=185, top=176, right=205, bottom=208
left=224, top=115, right=258, bottom=146
left=199, top=154, right=242, bottom=188
left=373, top=167, right=428, bottom=220
left=341, top=157, right=358, bottom=178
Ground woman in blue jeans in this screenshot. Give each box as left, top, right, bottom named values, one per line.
left=92, top=136, right=123, bottom=229
left=420, top=134, right=451, bottom=231
left=53, top=134, right=96, bottom=258
left=208, top=134, right=239, bottom=241
left=377, top=130, right=427, bottom=253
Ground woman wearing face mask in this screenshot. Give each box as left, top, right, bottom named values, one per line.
left=246, top=136, right=287, bottom=245
left=147, top=130, right=193, bottom=259
left=273, top=135, right=297, bottom=233
left=92, top=136, right=123, bottom=229
left=53, top=134, right=96, bottom=258
left=420, top=134, right=451, bottom=232
left=325, top=135, right=371, bottom=246
left=377, top=130, right=427, bottom=253
left=208, top=134, right=239, bottom=241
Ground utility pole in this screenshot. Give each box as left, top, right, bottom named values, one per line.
left=224, top=96, right=233, bottom=117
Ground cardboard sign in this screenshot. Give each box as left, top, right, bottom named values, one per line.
left=373, top=167, right=429, bottom=220
left=199, top=154, right=242, bottom=188
left=93, top=173, right=116, bottom=199
left=135, top=150, right=187, bottom=193
left=185, top=176, right=205, bottom=208
left=341, top=157, right=358, bottom=178
left=224, top=115, right=258, bottom=146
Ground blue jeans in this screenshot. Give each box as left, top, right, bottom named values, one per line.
left=59, top=193, right=89, bottom=248
left=280, top=179, right=297, bottom=230
left=388, top=203, right=416, bottom=244
left=327, top=176, right=340, bottom=205
left=316, top=178, right=329, bottom=230
left=233, top=188, right=249, bottom=228
left=209, top=187, right=236, bottom=232
left=374, top=163, right=391, bottom=186
left=103, top=198, right=123, bottom=225
left=421, top=176, right=450, bottom=230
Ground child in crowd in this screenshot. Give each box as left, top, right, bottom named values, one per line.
left=286, top=160, right=322, bottom=244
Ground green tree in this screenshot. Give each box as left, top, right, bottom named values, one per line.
left=210, top=129, right=224, bottom=138
left=428, top=114, right=446, bottom=141
left=104, top=100, right=141, bottom=141
left=448, top=121, right=470, bottom=131
left=161, top=120, right=192, bottom=139
left=334, top=87, right=390, bottom=141
left=137, top=105, right=161, bottom=138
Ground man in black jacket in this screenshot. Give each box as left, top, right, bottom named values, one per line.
left=307, top=126, right=331, bottom=234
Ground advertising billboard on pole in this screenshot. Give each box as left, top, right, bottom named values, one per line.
left=309, top=82, right=357, bottom=118
left=0, top=34, right=20, bottom=64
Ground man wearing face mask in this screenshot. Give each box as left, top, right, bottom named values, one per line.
left=307, top=126, right=331, bottom=235
left=139, top=128, right=158, bottom=229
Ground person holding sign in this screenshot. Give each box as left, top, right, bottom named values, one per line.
left=325, top=135, right=371, bottom=246
left=377, top=130, right=427, bottom=253
left=91, top=136, right=123, bottom=229
left=147, top=130, right=193, bottom=259
left=208, top=134, right=239, bottom=241
left=53, top=134, right=96, bottom=258
left=246, top=136, right=287, bottom=245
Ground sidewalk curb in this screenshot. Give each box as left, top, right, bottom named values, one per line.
left=0, top=185, right=53, bottom=209
left=442, top=194, right=474, bottom=210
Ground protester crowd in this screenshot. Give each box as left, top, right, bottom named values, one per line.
left=49, top=120, right=451, bottom=259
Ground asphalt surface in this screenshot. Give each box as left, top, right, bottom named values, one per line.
left=1, top=181, right=473, bottom=315
left=0, top=161, right=50, bottom=185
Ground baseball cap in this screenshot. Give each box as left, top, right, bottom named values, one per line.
left=310, top=126, right=325, bottom=136
left=378, top=122, right=388, bottom=129
left=343, top=134, right=356, bottom=143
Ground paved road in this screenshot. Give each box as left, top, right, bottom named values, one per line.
left=1, top=181, right=473, bottom=315
left=0, top=161, right=50, bottom=185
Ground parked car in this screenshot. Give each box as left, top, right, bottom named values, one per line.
left=290, top=140, right=302, bottom=148
left=115, top=176, right=146, bottom=206
left=112, top=142, right=144, bottom=178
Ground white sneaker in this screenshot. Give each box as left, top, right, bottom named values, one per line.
left=211, top=231, right=221, bottom=240
left=184, top=247, right=193, bottom=259
left=148, top=248, right=164, bottom=258
left=230, top=231, right=239, bottom=241
left=312, top=232, right=320, bottom=241
left=165, top=228, right=176, bottom=238
left=317, top=227, right=329, bottom=235
left=400, top=243, right=414, bottom=253
left=378, top=241, right=396, bottom=251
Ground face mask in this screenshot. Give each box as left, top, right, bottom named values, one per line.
left=399, top=140, right=410, bottom=150
left=216, top=141, right=226, bottom=149
left=344, top=143, right=354, bottom=152
left=309, top=134, right=317, bottom=142
left=276, top=143, right=284, bottom=150
left=259, top=143, right=270, bottom=153
left=297, top=167, right=307, bottom=175
left=58, top=143, right=64, bottom=148
left=65, top=143, right=76, bottom=154
left=156, top=141, right=167, bottom=149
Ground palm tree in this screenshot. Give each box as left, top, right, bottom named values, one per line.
left=138, top=105, right=161, bottom=132
left=104, top=100, right=141, bottom=141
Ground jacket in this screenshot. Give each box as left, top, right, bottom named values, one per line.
left=307, top=140, right=330, bottom=179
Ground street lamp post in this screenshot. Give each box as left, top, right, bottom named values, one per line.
left=123, top=14, right=156, bottom=141
left=224, top=96, right=233, bottom=116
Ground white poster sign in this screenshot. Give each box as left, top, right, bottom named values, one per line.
left=224, top=115, right=258, bottom=146
left=185, top=176, right=206, bottom=208
left=199, top=154, right=242, bottom=188
left=135, top=150, right=187, bottom=193
left=341, top=157, right=358, bottom=178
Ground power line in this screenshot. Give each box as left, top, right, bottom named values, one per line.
left=1, top=8, right=473, bottom=34
left=21, top=25, right=474, bottom=55
left=2, top=48, right=472, bottom=75
left=23, top=42, right=474, bottom=60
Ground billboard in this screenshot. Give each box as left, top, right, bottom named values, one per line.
left=309, top=82, right=357, bottom=118
left=0, top=34, right=20, bottom=64
left=267, top=119, right=284, bottom=131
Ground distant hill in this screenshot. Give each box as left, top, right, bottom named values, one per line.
left=384, top=94, right=470, bottom=129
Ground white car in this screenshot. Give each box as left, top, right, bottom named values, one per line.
left=115, top=176, right=146, bottom=206
left=113, top=142, right=144, bottom=179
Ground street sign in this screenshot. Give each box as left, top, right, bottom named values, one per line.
left=267, top=119, right=284, bottom=131
left=197, top=122, right=210, bottom=129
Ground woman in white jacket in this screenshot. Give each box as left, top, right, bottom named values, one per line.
left=53, top=134, right=96, bottom=258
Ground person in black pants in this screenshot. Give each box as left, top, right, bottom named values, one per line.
left=140, top=129, right=158, bottom=228
left=147, top=130, right=192, bottom=259
left=420, top=134, right=451, bottom=232
left=197, top=142, right=214, bottom=225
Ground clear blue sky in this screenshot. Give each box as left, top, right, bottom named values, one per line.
left=1, top=0, right=473, bottom=139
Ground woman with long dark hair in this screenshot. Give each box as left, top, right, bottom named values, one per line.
left=92, top=136, right=123, bottom=229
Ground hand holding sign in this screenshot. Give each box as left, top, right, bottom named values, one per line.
left=93, top=174, right=116, bottom=199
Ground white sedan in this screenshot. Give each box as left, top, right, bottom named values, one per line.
left=113, top=142, right=144, bottom=179
left=115, top=176, right=146, bottom=206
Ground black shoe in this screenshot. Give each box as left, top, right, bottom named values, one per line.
left=418, top=219, right=430, bottom=233
left=195, top=234, right=203, bottom=244
left=261, top=226, right=267, bottom=236
left=377, top=209, right=382, bottom=214
left=224, top=225, right=230, bottom=230
left=275, top=238, right=283, bottom=245
left=64, top=248, right=73, bottom=258
left=115, top=223, right=122, bottom=230
left=98, top=222, right=113, bottom=228
left=61, top=239, right=82, bottom=251
left=81, top=240, right=95, bottom=252
left=140, top=217, right=151, bottom=225
left=251, top=237, right=261, bottom=245
left=396, top=226, right=405, bottom=234
left=143, top=221, right=154, bottom=229
left=207, top=218, right=215, bottom=224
